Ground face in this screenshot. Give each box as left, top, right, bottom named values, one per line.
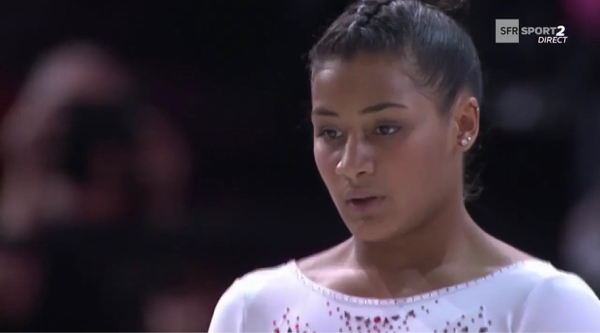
left=311, top=53, right=470, bottom=242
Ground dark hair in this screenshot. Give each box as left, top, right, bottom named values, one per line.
left=308, top=0, right=483, bottom=200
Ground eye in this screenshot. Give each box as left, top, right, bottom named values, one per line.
left=375, top=125, right=401, bottom=135
left=317, top=128, right=343, bottom=140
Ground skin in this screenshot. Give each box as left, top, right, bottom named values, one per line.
left=298, top=53, right=533, bottom=299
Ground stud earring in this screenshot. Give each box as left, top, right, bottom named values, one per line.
left=460, top=136, right=472, bottom=146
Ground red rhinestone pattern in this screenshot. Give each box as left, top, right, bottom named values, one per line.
left=273, top=307, right=316, bottom=333
left=272, top=302, right=493, bottom=332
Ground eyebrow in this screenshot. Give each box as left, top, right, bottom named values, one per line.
left=311, top=102, right=408, bottom=117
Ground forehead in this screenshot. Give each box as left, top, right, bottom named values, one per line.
left=311, top=53, right=420, bottom=105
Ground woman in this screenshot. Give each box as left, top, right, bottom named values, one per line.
left=208, top=0, right=600, bottom=332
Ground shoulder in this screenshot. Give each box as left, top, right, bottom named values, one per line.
left=208, top=261, right=298, bottom=332
left=513, top=261, right=600, bottom=332
left=215, top=261, right=296, bottom=308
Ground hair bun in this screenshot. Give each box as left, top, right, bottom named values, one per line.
left=422, top=0, right=468, bottom=12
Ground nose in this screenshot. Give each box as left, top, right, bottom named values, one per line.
left=335, top=135, right=374, bottom=183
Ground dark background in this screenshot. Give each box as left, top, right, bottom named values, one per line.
left=0, top=0, right=598, bottom=331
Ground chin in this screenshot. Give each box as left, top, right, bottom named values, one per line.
left=342, top=213, right=401, bottom=242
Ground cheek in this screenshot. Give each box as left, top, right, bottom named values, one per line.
left=314, top=141, right=339, bottom=187
left=380, top=128, right=449, bottom=190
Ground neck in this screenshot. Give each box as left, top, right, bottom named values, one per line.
left=349, top=197, right=481, bottom=276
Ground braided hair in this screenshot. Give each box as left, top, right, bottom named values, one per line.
left=308, top=0, right=483, bottom=201
left=309, top=0, right=479, bottom=114
left=352, top=0, right=393, bottom=27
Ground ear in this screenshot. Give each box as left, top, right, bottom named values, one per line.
left=451, top=94, right=480, bottom=151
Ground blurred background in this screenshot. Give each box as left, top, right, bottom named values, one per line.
left=0, top=0, right=599, bottom=331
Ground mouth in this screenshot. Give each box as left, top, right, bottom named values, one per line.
left=346, top=196, right=385, bottom=213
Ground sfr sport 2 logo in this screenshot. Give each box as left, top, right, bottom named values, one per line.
left=496, top=19, right=568, bottom=44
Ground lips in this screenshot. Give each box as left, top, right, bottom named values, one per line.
left=345, top=193, right=385, bottom=214
left=348, top=196, right=379, bottom=204
left=344, top=189, right=381, bottom=201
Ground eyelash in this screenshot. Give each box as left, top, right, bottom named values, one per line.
left=374, top=125, right=401, bottom=136
left=316, top=125, right=401, bottom=140
left=317, top=129, right=342, bottom=140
